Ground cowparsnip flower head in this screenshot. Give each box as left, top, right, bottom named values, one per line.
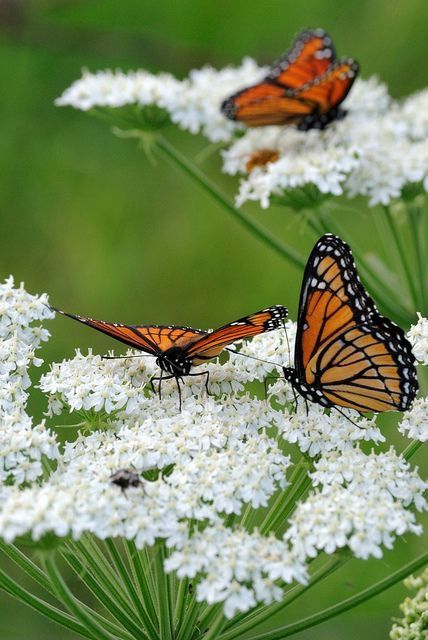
left=56, top=63, right=428, bottom=208
left=0, top=280, right=427, bottom=617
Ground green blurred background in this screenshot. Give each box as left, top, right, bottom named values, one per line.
left=0, top=1, right=427, bottom=638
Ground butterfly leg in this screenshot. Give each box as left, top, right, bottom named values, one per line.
left=332, top=406, right=363, bottom=429
left=185, top=370, right=211, bottom=396
left=174, top=376, right=182, bottom=412
left=150, top=372, right=175, bottom=401
left=304, top=399, right=309, bottom=416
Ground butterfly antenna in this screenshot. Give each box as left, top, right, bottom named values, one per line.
left=102, top=354, right=156, bottom=360
left=225, top=348, right=283, bottom=370
left=282, top=319, right=292, bottom=367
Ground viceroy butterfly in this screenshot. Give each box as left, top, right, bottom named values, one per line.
left=282, top=234, right=418, bottom=414
left=221, top=28, right=358, bottom=130
left=52, top=305, right=288, bottom=409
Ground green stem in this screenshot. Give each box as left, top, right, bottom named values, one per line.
left=43, top=554, right=117, bottom=640
left=62, top=546, right=144, bottom=639
left=0, top=564, right=92, bottom=640
left=124, top=540, right=159, bottom=631
left=154, top=541, right=173, bottom=640
left=105, top=539, right=159, bottom=640
left=319, top=205, right=411, bottom=325
left=176, top=588, right=203, bottom=640
left=382, top=205, right=420, bottom=314
left=408, top=204, right=428, bottom=314
left=0, top=540, right=53, bottom=594
left=261, top=467, right=312, bottom=536
left=259, top=459, right=308, bottom=535
left=247, top=551, right=428, bottom=640
left=154, top=135, right=305, bottom=270
left=203, top=608, right=227, bottom=640
left=220, top=554, right=346, bottom=639
left=69, top=539, right=141, bottom=625
left=402, top=439, right=423, bottom=461
left=174, top=576, right=190, bottom=632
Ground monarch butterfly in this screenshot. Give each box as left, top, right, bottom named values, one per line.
left=221, top=28, right=358, bottom=130
left=282, top=234, right=418, bottom=413
left=52, top=305, right=288, bottom=408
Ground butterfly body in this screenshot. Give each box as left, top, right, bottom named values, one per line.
left=284, top=234, right=418, bottom=413
left=156, top=346, right=193, bottom=377
left=52, top=305, right=288, bottom=408
left=221, top=29, right=358, bottom=130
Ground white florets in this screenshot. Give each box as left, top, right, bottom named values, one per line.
left=407, top=312, right=428, bottom=365
left=57, top=62, right=428, bottom=207
left=0, top=282, right=427, bottom=618
left=0, top=277, right=59, bottom=484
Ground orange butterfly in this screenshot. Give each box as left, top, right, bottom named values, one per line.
left=283, top=234, right=418, bottom=413
left=53, top=305, right=288, bottom=408
left=221, top=28, right=358, bottom=130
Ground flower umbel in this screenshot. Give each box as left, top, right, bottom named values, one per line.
left=0, top=282, right=427, bottom=627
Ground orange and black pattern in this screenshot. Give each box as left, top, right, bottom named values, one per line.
left=52, top=305, right=288, bottom=374
left=283, top=234, right=418, bottom=413
left=221, top=28, right=358, bottom=130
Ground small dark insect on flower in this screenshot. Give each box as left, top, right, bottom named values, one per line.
left=110, top=469, right=142, bottom=492
left=188, top=583, right=193, bottom=594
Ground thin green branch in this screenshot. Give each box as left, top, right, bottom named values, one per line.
left=124, top=540, right=159, bottom=631
left=0, top=540, right=53, bottom=594
left=402, top=439, right=424, bottom=461
left=154, top=135, right=306, bottom=270
left=154, top=541, right=174, bottom=640
left=246, top=551, right=428, bottom=640
left=319, top=205, right=412, bottom=325
left=382, top=206, right=420, bottom=314
left=105, top=538, right=159, bottom=639
left=43, top=554, right=118, bottom=640
left=62, top=546, right=144, bottom=639
left=0, top=564, right=93, bottom=640
left=68, top=539, right=141, bottom=625
left=408, top=204, right=428, bottom=314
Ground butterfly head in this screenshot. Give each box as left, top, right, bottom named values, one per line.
left=159, top=346, right=192, bottom=377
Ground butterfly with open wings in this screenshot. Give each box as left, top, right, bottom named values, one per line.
left=221, top=28, right=358, bottom=130
left=283, top=234, right=418, bottom=414
left=53, top=305, right=288, bottom=409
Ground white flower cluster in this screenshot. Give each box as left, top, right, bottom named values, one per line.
left=0, top=277, right=59, bottom=484
left=1, top=285, right=428, bottom=617
left=55, top=59, right=266, bottom=142
left=390, top=567, right=428, bottom=640
left=398, top=397, right=428, bottom=442
left=165, top=525, right=307, bottom=618
left=408, top=312, right=428, bottom=365
left=222, top=78, right=428, bottom=208
left=57, top=61, right=428, bottom=207
left=286, top=448, right=426, bottom=560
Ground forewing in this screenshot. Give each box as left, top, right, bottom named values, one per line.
left=295, top=234, right=378, bottom=378
left=52, top=308, right=206, bottom=355
left=269, top=28, right=336, bottom=89
left=186, top=305, right=288, bottom=364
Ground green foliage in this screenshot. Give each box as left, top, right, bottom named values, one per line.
left=0, top=1, right=427, bottom=638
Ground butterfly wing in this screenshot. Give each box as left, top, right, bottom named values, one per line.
left=294, top=235, right=418, bottom=412
left=269, top=28, right=336, bottom=89
left=293, top=59, right=359, bottom=115
left=186, top=305, right=288, bottom=365
left=314, top=318, right=417, bottom=412
left=221, top=29, right=357, bottom=127
left=52, top=308, right=207, bottom=356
